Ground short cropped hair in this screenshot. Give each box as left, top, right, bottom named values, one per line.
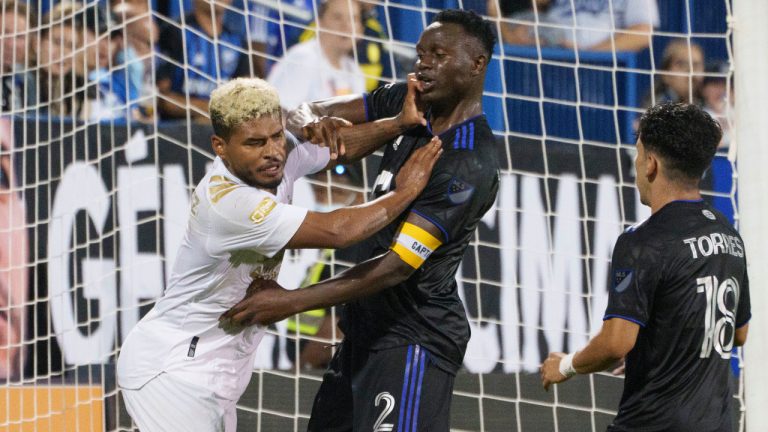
left=638, top=102, right=722, bottom=181
left=433, top=9, right=496, bottom=58
left=209, top=78, right=282, bottom=140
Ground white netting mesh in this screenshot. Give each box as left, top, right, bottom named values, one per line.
left=0, top=0, right=741, bottom=431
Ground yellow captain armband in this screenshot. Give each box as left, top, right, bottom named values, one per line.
left=390, top=222, right=443, bottom=269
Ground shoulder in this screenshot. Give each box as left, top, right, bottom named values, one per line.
left=437, top=117, right=499, bottom=165
left=204, top=174, right=273, bottom=219
left=370, top=82, right=407, bottom=100
left=285, top=39, right=317, bottom=58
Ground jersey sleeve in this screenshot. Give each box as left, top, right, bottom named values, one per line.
left=364, top=82, right=407, bottom=122
left=283, top=131, right=331, bottom=178
left=209, top=187, right=307, bottom=257
left=602, top=232, right=661, bottom=327
left=736, top=265, right=751, bottom=328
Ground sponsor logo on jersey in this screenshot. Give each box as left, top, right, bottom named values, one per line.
left=702, top=209, right=716, bottom=220
left=446, top=177, right=475, bottom=205
left=249, top=197, right=277, bottom=224
left=613, top=269, right=633, bottom=293
left=209, top=176, right=238, bottom=204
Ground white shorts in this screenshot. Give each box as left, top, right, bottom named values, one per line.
left=122, top=373, right=237, bottom=432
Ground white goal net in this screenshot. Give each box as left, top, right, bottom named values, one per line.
left=0, top=0, right=749, bottom=431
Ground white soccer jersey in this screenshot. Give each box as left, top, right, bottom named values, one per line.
left=117, top=136, right=329, bottom=401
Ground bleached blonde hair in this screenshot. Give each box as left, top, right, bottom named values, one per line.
left=209, top=78, right=282, bottom=139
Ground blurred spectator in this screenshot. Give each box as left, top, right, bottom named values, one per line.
left=1, top=0, right=35, bottom=112
left=226, top=0, right=270, bottom=78
left=0, top=118, right=28, bottom=380
left=297, top=0, right=393, bottom=92
left=112, top=0, right=159, bottom=120
left=72, top=3, right=127, bottom=120
left=645, top=39, right=704, bottom=107
left=498, top=0, right=658, bottom=51
left=702, top=61, right=733, bottom=149
left=267, top=0, right=365, bottom=111
left=156, top=0, right=251, bottom=120
left=489, top=0, right=560, bottom=46
left=35, top=2, right=83, bottom=118
left=357, top=2, right=394, bottom=90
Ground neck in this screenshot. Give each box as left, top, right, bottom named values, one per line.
left=428, top=92, right=483, bottom=135
left=318, top=34, right=344, bottom=69
left=648, top=182, right=702, bottom=214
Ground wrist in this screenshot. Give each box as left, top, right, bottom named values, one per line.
left=393, top=113, right=416, bottom=132
left=559, top=352, right=577, bottom=378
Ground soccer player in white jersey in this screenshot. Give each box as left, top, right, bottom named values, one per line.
left=116, top=77, right=441, bottom=432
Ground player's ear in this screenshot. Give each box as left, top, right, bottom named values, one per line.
left=645, top=152, right=659, bottom=182
left=471, top=52, right=488, bottom=77
left=211, top=135, right=226, bottom=158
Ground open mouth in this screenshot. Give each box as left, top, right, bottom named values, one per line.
left=417, top=74, right=436, bottom=92
left=260, top=163, right=283, bottom=177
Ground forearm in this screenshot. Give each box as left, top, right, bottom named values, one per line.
left=286, top=96, right=367, bottom=138
left=571, top=319, right=638, bottom=374
left=326, top=187, right=415, bottom=247
left=289, top=252, right=410, bottom=313
left=336, top=116, right=411, bottom=163
left=571, top=336, right=624, bottom=374
left=590, top=25, right=652, bottom=52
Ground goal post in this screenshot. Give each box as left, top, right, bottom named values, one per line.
left=734, top=0, right=768, bottom=430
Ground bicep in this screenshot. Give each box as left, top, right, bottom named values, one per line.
left=599, top=317, right=640, bottom=357
left=389, top=212, right=445, bottom=270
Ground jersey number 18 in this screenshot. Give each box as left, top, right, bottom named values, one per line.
left=696, top=275, right=739, bottom=359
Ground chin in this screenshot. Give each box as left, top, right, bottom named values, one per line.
left=251, top=176, right=283, bottom=190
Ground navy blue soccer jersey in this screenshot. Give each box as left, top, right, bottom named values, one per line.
left=157, top=15, right=250, bottom=107
left=338, top=82, right=501, bottom=374
left=605, top=200, right=751, bottom=432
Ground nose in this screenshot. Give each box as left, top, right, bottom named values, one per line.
left=417, top=54, right=432, bottom=70
left=263, top=138, right=285, bottom=161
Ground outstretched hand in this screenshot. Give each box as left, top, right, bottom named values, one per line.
left=394, top=136, right=442, bottom=196
left=540, top=352, right=571, bottom=391
left=219, top=279, right=296, bottom=328
left=302, top=116, right=353, bottom=160
left=396, top=73, right=427, bottom=129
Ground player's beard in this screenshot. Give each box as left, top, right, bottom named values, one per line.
left=244, top=169, right=283, bottom=190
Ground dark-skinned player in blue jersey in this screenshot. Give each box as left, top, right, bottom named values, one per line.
left=220, top=9, right=501, bottom=431
left=541, top=103, right=751, bottom=432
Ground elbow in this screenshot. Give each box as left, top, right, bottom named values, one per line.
left=389, top=256, right=416, bottom=285
left=734, top=335, right=747, bottom=347
left=734, top=324, right=749, bottom=347
left=379, top=251, right=417, bottom=287
left=326, top=218, right=359, bottom=249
